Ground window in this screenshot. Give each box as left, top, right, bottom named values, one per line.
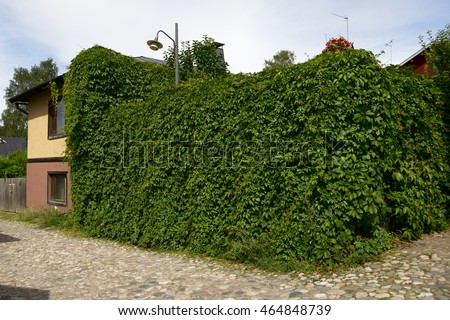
left=48, top=99, right=65, bottom=138
left=48, top=172, right=67, bottom=206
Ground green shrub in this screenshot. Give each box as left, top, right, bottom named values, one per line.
left=0, top=208, right=82, bottom=233
left=0, top=150, right=26, bottom=178
left=65, top=46, right=449, bottom=268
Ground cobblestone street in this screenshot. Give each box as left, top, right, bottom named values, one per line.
left=1, top=219, right=449, bottom=300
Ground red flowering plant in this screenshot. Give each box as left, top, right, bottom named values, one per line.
left=322, top=36, right=354, bottom=54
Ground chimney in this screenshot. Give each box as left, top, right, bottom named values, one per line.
left=214, top=42, right=226, bottom=65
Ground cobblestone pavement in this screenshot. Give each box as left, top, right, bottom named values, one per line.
left=1, top=219, right=449, bottom=300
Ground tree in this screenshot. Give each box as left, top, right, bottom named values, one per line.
left=421, top=24, right=450, bottom=77
left=165, top=35, right=229, bottom=80
left=0, top=150, right=27, bottom=178
left=263, top=50, right=296, bottom=70
left=1, top=58, right=58, bottom=137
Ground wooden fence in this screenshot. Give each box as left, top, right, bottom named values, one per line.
left=0, top=178, right=26, bottom=212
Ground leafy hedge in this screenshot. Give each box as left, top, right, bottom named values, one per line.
left=65, top=46, right=449, bottom=268
left=0, top=150, right=26, bottom=178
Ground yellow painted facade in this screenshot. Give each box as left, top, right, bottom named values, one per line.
left=27, top=89, right=66, bottom=159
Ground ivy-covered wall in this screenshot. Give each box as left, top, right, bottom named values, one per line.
left=65, top=46, right=449, bottom=267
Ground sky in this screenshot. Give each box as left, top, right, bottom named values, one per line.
left=0, top=0, right=449, bottom=113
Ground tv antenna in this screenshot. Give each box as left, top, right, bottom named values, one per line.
left=331, top=13, right=349, bottom=40
left=385, top=40, right=393, bottom=64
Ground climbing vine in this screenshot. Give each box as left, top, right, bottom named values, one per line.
left=64, top=45, right=449, bottom=269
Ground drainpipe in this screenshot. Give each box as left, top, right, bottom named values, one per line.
left=14, top=102, right=29, bottom=115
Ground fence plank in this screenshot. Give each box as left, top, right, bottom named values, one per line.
left=0, top=178, right=26, bottom=212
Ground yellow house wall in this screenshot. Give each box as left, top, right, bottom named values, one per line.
left=27, top=89, right=66, bottom=159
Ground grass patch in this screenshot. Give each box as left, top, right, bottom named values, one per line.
left=0, top=208, right=87, bottom=238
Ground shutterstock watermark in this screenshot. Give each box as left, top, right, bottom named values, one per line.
left=99, top=132, right=347, bottom=169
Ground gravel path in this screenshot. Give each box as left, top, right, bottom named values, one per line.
left=1, top=219, right=449, bottom=300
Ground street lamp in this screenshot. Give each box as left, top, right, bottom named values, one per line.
left=147, top=23, right=179, bottom=85
left=331, top=13, right=349, bottom=41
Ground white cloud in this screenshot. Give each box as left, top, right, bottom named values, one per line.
left=0, top=0, right=449, bottom=113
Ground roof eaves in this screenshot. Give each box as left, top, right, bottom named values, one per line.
left=8, top=74, right=64, bottom=103
left=399, top=45, right=430, bottom=66
left=133, top=56, right=166, bottom=64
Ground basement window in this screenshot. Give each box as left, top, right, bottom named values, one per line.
left=48, top=172, right=67, bottom=206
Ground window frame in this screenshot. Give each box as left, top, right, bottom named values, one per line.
left=48, top=98, right=66, bottom=139
left=47, top=172, right=67, bottom=207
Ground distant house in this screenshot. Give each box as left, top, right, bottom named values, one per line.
left=8, top=74, right=72, bottom=212
left=0, top=136, right=27, bottom=157
left=399, top=46, right=432, bottom=76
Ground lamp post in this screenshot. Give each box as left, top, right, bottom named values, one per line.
left=331, top=13, right=349, bottom=41
left=147, top=23, right=179, bottom=85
